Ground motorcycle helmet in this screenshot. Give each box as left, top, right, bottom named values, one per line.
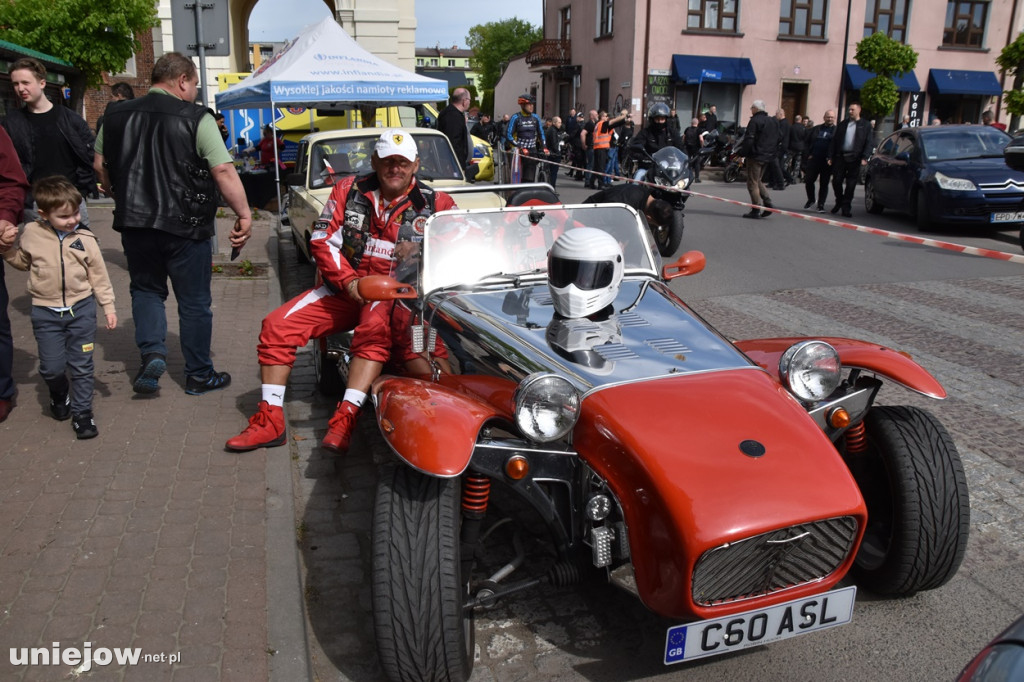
left=518, top=93, right=536, bottom=107
left=548, top=228, right=624, bottom=318
left=647, top=102, right=670, bottom=131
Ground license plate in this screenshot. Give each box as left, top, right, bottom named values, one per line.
left=664, top=585, right=856, bottom=664
left=991, top=210, right=1024, bottom=223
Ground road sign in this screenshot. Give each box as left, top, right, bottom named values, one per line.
left=701, top=69, right=722, bottom=81
left=171, top=0, right=230, bottom=56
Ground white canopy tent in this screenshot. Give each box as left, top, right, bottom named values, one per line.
left=215, top=16, right=448, bottom=112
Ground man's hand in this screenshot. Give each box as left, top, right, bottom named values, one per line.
left=394, top=241, right=419, bottom=262
left=228, top=215, right=252, bottom=250
left=346, top=278, right=365, bottom=304
left=0, top=221, right=17, bottom=253
left=105, top=312, right=118, bottom=330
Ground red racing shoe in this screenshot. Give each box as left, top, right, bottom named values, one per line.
left=226, top=401, right=286, bottom=452
left=322, top=401, right=360, bottom=454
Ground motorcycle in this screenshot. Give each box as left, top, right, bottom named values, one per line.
left=723, top=140, right=746, bottom=184
left=627, top=146, right=692, bottom=257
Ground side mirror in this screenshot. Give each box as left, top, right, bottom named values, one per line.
left=662, top=250, right=706, bottom=280
left=285, top=172, right=305, bottom=186
left=357, top=275, right=418, bottom=300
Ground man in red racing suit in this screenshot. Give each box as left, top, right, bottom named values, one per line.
left=227, top=130, right=456, bottom=453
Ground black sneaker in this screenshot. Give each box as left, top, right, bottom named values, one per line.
left=803, top=200, right=815, bottom=209
left=49, top=392, right=71, bottom=421
left=185, top=371, right=231, bottom=396
left=132, top=354, right=166, bottom=394
left=72, top=412, right=98, bottom=439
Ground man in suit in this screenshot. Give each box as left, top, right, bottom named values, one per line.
left=827, top=102, right=873, bottom=218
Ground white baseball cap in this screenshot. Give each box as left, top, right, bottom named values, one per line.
left=374, top=129, right=417, bottom=162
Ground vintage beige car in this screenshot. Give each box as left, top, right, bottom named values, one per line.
left=284, top=127, right=503, bottom=262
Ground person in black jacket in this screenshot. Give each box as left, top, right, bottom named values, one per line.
left=802, top=110, right=837, bottom=212
left=827, top=102, right=874, bottom=218
left=787, top=114, right=807, bottom=182
left=768, top=109, right=792, bottom=190
left=3, top=57, right=96, bottom=225
left=626, top=103, right=686, bottom=180
left=738, top=100, right=779, bottom=219
left=702, top=105, right=719, bottom=133
left=436, top=88, right=478, bottom=181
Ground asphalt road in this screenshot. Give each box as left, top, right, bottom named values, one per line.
left=279, top=171, right=1024, bottom=682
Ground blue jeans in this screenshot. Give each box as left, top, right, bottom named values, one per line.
left=605, top=147, right=619, bottom=179
left=120, top=229, right=214, bottom=378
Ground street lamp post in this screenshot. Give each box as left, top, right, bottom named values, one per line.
left=838, top=0, right=853, bottom=116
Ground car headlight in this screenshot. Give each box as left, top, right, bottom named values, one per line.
left=934, top=171, right=977, bottom=191
left=779, top=341, right=842, bottom=403
left=514, top=373, right=580, bottom=443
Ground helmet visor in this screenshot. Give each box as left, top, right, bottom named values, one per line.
left=549, top=257, right=615, bottom=291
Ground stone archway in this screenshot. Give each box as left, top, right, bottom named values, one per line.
left=226, top=0, right=338, bottom=71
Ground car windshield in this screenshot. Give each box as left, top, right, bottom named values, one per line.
left=920, top=128, right=1010, bottom=161
left=309, top=132, right=464, bottom=189
left=421, top=205, right=658, bottom=295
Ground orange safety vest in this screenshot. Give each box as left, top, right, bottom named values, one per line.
left=593, top=120, right=613, bottom=149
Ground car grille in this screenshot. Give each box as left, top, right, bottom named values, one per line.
left=692, top=516, right=858, bottom=606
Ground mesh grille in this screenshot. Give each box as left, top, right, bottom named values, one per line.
left=692, top=517, right=858, bottom=606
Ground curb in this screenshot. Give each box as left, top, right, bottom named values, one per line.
left=263, top=220, right=314, bottom=682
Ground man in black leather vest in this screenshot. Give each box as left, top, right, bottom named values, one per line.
left=94, top=52, right=252, bottom=397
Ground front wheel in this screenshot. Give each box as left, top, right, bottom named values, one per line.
left=373, top=465, right=474, bottom=682
left=850, top=405, right=970, bottom=596
left=864, top=178, right=884, bottom=214
left=313, top=335, right=345, bottom=396
left=723, top=163, right=739, bottom=183
left=651, top=210, right=684, bottom=257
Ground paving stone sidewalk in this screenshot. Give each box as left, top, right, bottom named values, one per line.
left=0, top=204, right=308, bottom=681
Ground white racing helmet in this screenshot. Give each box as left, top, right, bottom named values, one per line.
left=547, top=228, right=624, bottom=318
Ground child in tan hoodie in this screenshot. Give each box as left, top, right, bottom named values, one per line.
left=3, top=176, right=116, bottom=438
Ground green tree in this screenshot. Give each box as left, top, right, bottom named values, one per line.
left=996, top=32, right=1024, bottom=132
left=0, top=0, right=158, bottom=111
left=854, top=31, right=918, bottom=125
left=466, top=18, right=542, bottom=93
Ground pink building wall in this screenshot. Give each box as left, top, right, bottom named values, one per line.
left=537, top=0, right=1020, bottom=131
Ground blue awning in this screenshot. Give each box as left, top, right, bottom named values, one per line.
left=671, top=55, right=756, bottom=85
left=843, top=64, right=920, bottom=92
left=927, top=69, right=1003, bottom=96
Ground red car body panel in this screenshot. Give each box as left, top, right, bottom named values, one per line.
left=734, top=337, right=946, bottom=399
left=574, top=369, right=868, bottom=620
left=374, top=377, right=504, bottom=477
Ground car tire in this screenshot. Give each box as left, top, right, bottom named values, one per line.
left=313, top=335, right=345, bottom=396
left=864, top=178, right=884, bottom=214
left=850, top=405, right=970, bottom=597
left=373, top=464, right=474, bottom=682
left=652, top=210, right=684, bottom=258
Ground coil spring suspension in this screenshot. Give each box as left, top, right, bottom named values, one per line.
left=461, top=474, right=491, bottom=517
left=845, top=421, right=867, bottom=454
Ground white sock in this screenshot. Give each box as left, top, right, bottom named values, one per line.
left=262, top=384, right=287, bottom=407
left=342, top=389, right=367, bottom=407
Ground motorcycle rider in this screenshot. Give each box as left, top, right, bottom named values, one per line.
left=802, top=110, right=837, bottom=212
left=506, top=93, right=546, bottom=183
left=226, top=130, right=457, bottom=454
left=627, top=103, right=686, bottom=181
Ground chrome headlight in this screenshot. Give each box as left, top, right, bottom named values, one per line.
left=779, top=341, right=842, bottom=402
left=677, top=176, right=692, bottom=190
left=934, top=171, right=977, bottom=191
left=513, top=373, right=580, bottom=443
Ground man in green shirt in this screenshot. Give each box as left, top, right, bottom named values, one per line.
left=94, top=52, right=251, bottom=397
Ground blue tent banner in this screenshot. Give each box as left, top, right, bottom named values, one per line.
left=843, top=64, right=920, bottom=92
left=927, top=69, right=1003, bottom=97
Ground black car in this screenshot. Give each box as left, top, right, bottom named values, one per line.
left=864, top=125, right=1024, bottom=234
left=957, top=613, right=1024, bottom=681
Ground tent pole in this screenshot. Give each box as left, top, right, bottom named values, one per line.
left=272, top=99, right=282, bottom=220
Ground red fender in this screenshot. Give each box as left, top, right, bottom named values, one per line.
left=372, top=377, right=505, bottom=477
left=734, top=337, right=946, bottom=399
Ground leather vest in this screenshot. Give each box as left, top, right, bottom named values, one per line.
left=102, top=93, right=218, bottom=239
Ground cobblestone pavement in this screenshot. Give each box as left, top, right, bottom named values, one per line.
left=0, top=205, right=308, bottom=682
left=275, top=216, right=1024, bottom=681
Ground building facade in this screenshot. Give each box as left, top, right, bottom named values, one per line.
left=530, top=0, right=1023, bottom=131
left=415, top=46, right=480, bottom=92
